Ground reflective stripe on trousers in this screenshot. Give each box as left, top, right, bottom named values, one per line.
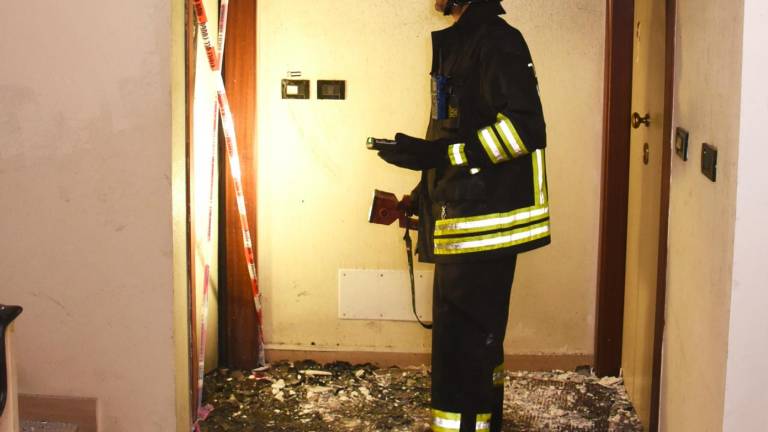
left=432, top=410, right=491, bottom=432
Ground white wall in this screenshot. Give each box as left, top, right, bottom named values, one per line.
left=660, top=0, right=745, bottom=430
left=257, top=0, right=605, bottom=357
left=0, top=0, right=187, bottom=430
left=722, top=0, right=768, bottom=429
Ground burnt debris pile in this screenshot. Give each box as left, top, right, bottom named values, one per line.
left=200, top=361, right=642, bottom=432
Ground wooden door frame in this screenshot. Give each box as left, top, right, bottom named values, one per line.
left=184, top=0, right=199, bottom=419
left=219, top=0, right=259, bottom=369
left=595, top=0, right=675, bottom=431
left=650, top=0, right=676, bottom=428
left=595, top=0, right=635, bottom=379
left=185, top=0, right=260, bottom=410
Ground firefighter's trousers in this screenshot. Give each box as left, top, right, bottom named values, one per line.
left=430, top=255, right=517, bottom=432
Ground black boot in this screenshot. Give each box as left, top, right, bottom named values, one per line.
left=0, top=304, right=23, bottom=417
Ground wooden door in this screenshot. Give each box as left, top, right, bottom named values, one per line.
left=621, top=0, right=666, bottom=427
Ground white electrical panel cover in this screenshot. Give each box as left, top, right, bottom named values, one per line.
left=338, top=269, right=433, bottom=322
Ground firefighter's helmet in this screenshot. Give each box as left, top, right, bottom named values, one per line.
left=443, top=0, right=502, bottom=16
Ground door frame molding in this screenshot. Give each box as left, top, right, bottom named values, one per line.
left=595, top=0, right=635, bottom=379
left=184, top=0, right=199, bottom=419
left=650, top=0, right=676, bottom=428
left=595, top=0, right=675, bottom=430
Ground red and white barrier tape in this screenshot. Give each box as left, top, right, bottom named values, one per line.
left=192, top=1, right=226, bottom=426
left=216, top=0, right=229, bottom=64
left=191, top=1, right=226, bottom=429
left=192, top=0, right=219, bottom=71
left=191, top=0, right=264, bottom=430
left=213, top=75, right=265, bottom=352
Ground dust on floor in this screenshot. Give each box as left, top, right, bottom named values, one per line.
left=21, top=422, right=79, bottom=432
left=199, top=361, right=643, bottom=432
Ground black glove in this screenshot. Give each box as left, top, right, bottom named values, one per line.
left=377, top=133, right=449, bottom=171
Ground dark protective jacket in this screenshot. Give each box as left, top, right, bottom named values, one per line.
left=415, top=3, right=551, bottom=264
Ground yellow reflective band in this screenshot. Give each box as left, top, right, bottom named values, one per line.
left=434, top=205, right=549, bottom=236
left=532, top=149, right=548, bottom=206
left=476, top=413, right=492, bottom=432
left=432, top=409, right=461, bottom=432
left=448, top=143, right=468, bottom=166
left=540, top=150, right=548, bottom=204
left=495, top=113, right=528, bottom=157
left=493, top=364, right=505, bottom=386
left=434, top=221, right=550, bottom=255
left=477, top=126, right=508, bottom=164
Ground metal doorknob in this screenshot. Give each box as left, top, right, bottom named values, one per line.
left=632, top=112, right=651, bottom=129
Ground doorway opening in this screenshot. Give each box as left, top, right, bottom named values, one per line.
left=595, top=0, right=675, bottom=431
left=183, top=0, right=673, bottom=431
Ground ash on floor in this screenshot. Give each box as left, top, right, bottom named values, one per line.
left=199, top=361, right=643, bottom=432
left=21, top=422, right=78, bottom=432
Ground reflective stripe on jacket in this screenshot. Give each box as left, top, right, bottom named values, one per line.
left=415, top=4, right=550, bottom=264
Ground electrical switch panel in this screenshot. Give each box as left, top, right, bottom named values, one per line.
left=317, top=80, right=346, bottom=100
left=701, top=143, right=718, bottom=182
left=282, top=79, right=310, bottom=99
left=675, top=127, right=689, bottom=161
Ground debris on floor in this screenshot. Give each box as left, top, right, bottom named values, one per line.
left=199, top=361, right=643, bottom=432
left=21, top=421, right=78, bottom=432
left=503, top=370, right=642, bottom=432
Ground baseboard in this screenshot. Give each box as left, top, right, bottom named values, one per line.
left=18, top=395, right=97, bottom=432
left=504, top=354, right=594, bottom=372
left=266, top=349, right=593, bottom=371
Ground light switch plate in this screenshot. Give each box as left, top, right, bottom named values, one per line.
left=701, top=143, right=718, bottom=182
left=281, top=79, right=310, bottom=99
left=675, top=127, right=689, bottom=161
left=317, top=80, right=346, bottom=100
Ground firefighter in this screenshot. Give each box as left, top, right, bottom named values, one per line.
left=376, top=0, right=549, bottom=430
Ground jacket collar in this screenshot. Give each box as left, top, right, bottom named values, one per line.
left=430, top=3, right=505, bottom=74
left=432, top=3, right=505, bottom=40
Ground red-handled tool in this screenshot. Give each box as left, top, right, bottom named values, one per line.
left=368, top=190, right=418, bottom=230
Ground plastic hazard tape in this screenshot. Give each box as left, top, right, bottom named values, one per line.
left=193, top=4, right=229, bottom=420
left=191, top=1, right=228, bottom=429
left=192, top=1, right=264, bottom=431
left=192, top=0, right=219, bottom=71
left=214, top=73, right=265, bottom=327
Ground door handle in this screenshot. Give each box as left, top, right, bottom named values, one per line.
left=632, top=112, right=651, bottom=129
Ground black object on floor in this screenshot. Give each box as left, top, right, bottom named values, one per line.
left=0, top=303, right=23, bottom=417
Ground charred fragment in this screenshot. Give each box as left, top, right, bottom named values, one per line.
left=199, top=361, right=642, bottom=432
